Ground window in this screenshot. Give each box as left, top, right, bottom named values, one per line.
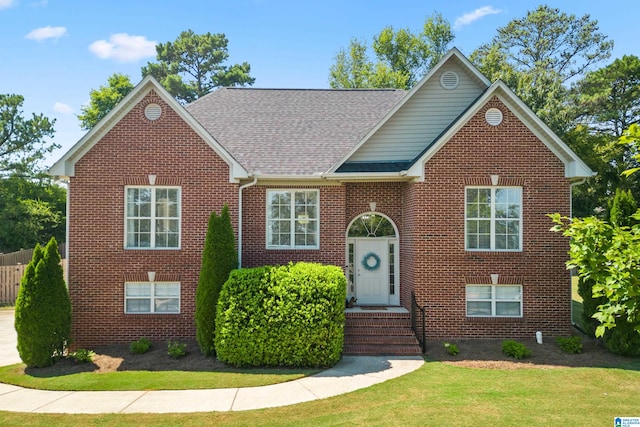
left=125, top=282, right=180, bottom=314
left=267, top=190, right=319, bottom=249
left=126, top=187, right=180, bottom=249
left=466, top=187, right=522, bottom=251
left=466, top=285, right=522, bottom=317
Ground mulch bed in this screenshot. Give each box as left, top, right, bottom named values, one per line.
left=23, top=334, right=640, bottom=377
left=424, top=335, right=639, bottom=369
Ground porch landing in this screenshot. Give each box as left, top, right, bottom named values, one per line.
left=343, top=307, right=423, bottom=356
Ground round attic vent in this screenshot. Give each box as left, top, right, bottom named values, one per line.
left=144, top=103, right=162, bottom=121
left=440, top=71, right=459, bottom=90
left=485, top=108, right=503, bottom=126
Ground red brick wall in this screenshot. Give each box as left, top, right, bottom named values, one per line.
left=68, top=91, right=575, bottom=346
left=405, top=97, right=573, bottom=339
left=241, top=185, right=346, bottom=267
left=67, top=90, right=238, bottom=347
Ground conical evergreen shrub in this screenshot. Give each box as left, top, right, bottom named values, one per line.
left=196, top=205, right=237, bottom=356
left=14, top=238, right=71, bottom=367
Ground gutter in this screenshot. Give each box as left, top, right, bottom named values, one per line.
left=237, top=176, right=257, bottom=268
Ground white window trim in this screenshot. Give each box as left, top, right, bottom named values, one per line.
left=466, top=284, right=523, bottom=318
left=124, top=282, right=181, bottom=314
left=465, top=186, right=523, bottom=252
left=266, top=189, right=320, bottom=250
left=124, top=186, right=182, bottom=250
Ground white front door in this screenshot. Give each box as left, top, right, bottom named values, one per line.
left=355, top=239, right=388, bottom=305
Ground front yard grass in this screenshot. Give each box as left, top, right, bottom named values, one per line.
left=0, top=362, right=639, bottom=426
left=0, top=364, right=317, bottom=391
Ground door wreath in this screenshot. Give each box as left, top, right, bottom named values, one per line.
left=361, top=252, right=381, bottom=271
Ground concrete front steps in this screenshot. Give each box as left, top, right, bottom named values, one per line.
left=343, top=308, right=423, bottom=356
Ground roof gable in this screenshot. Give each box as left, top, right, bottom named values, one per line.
left=331, top=48, right=490, bottom=173
left=405, top=80, right=594, bottom=180
left=48, top=76, right=248, bottom=181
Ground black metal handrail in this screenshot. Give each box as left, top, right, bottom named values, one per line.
left=411, top=291, right=426, bottom=353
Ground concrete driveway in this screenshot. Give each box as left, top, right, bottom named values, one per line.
left=0, top=310, right=21, bottom=366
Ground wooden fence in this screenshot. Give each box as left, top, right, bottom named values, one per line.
left=0, top=245, right=66, bottom=305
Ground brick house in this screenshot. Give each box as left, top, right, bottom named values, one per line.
left=49, top=48, right=592, bottom=353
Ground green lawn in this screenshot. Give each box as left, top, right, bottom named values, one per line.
left=0, top=364, right=316, bottom=391
left=1, top=362, right=638, bottom=426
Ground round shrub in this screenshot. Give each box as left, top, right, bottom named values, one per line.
left=215, top=262, right=346, bottom=368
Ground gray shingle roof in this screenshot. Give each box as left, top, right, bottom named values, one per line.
left=185, top=88, right=406, bottom=176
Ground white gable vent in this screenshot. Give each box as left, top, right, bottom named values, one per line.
left=440, top=71, right=459, bottom=90
left=485, top=108, right=503, bottom=126
left=144, top=103, right=162, bottom=121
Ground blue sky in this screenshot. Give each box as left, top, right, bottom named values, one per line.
left=1, top=0, right=639, bottom=167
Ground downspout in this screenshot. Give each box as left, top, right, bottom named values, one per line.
left=238, top=176, right=257, bottom=269
left=63, top=179, right=70, bottom=285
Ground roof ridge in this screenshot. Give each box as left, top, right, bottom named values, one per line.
left=222, top=87, right=406, bottom=92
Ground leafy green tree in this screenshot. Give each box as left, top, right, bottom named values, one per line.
left=572, top=55, right=640, bottom=138
left=1, top=94, right=56, bottom=177
left=77, top=73, right=134, bottom=130
left=551, top=215, right=640, bottom=344
left=329, top=12, right=454, bottom=90
left=0, top=174, right=66, bottom=253
left=15, top=237, right=71, bottom=367
left=480, top=5, right=613, bottom=83
left=196, top=205, right=237, bottom=356
left=608, top=188, right=637, bottom=227
left=471, top=5, right=612, bottom=136
left=142, top=30, right=255, bottom=104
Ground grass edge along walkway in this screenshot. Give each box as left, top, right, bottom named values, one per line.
left=0, top=362, right=639, bottom=426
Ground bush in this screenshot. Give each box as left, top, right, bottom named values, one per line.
left=444, top=342, right=459, bottom=355
left=501, top=340, right=532, bottom=359
left=14, top=238, right=72, bottom=368
left=603, top=316, right=640, bottom=357
left=195, top=205, right=237, bottom=356
left=556, top=336, right=582, bottom=354
left=70, top=348, right=95, bottom=363
left=577, top=277, right=606, bottom=338
left=130, top=337, right=152, bottom=354
left=215, top=262, right=346, bottom=368
left=167, top=340, right=188, bottom=359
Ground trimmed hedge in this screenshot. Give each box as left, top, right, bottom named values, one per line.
left=214, top=262, right=346, bottom=368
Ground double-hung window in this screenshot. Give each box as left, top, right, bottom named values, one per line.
left=126, top=187, right=181, bottom=249
left=465, top=187, right=522, bottom=251
left=267, top=189, right=319, bottom=249
left=466, top=285, right=522, bottom=317
left=124, top=282, right=180, bottom=314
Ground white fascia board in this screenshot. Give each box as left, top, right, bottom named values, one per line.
left=322, top=172, right=411, bottom=182
left=48, top=76, right=248, bottom=182
left=407, top=81, right=595, bottom=181
left=327, top=48, right=490, bottom=174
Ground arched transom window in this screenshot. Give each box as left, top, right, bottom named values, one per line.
left=348, top=213, right=396, bottom=238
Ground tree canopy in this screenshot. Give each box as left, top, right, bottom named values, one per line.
left=329, top=12, right=454, bottom=90
left=1, top=94, right=56, bottom=177
left=142, top=30, right=255, bottom=104
left=78, top=73, right=134, bottom=130
left=471, top=5, right=613, bottom=136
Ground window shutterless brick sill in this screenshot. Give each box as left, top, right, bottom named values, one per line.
left=465, top=251, right=524, bottom=260
left=465, top=316, right=525, bottom=324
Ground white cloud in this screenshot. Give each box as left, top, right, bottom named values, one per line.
left=454, top=6, right=502, bottom=30
left=25, top=25, right=67, bottom=41
left=52, top=102, right=73, bottom=115
left=89, top=33, right=157, bottom=62
left=0, top=0, right=15, bottom=10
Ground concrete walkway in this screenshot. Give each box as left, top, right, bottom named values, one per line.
left=0, top=310, right=424, bottom=414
